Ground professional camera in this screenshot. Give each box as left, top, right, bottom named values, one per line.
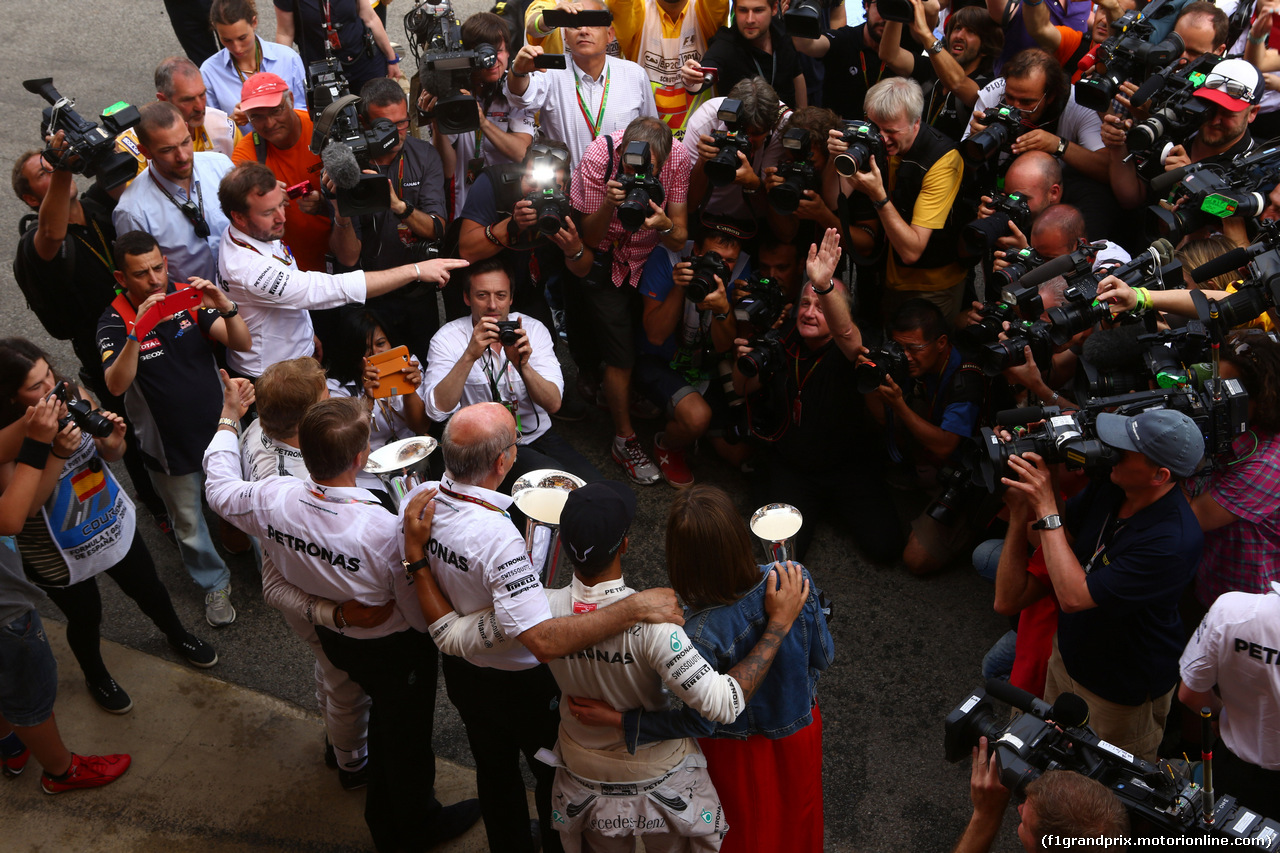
left=307, top=51, right=398, bottom=215
left=49, top=381, right=114, bottom=439
left=961, top=192, right=1032, bottom=255
left=1073, top=324, right=1211, bottom=398
left=976, top=318, right=1056, bottom=377
left=975, top=406, right=1120, bottom=489
left=768, top=128, right=820, bottom=214
left=704, top=99, right=753, bottom=188
left=1044, top=240, right=1180, bottom=345
left=685, top=251, right=733, bottom=303
left=616, top=141, right=665, bottom=232
left=833, top=121, right=885, bottom=177
left=955, top=300, right=1021, bottom=350
left=1146, top=142, right=1280, bottom=242
left=406, top=0, right=499, bottom=135
left=784, top=0, right=845, bottom=39
left=926, top=464, right=985, bottom=526
left=854, top=341, right=910, bottom=394
left=1074, top=9, right=1185, bottom=113
left=523, top=147, right=572, bottom=236
left=22, top=78, right=141, bottom=191
left=1185, top=225, right=1280, bottom=335
left=738, top=328, right=788, bottom=379
left=961, top=105, right=1025, bottom=166
left=734, top=275, right=788, bottom=333
left=945, top=680, right=1280, bottom=845
left=993, top=247, right=1049, bottom=294
left=1125, top=56, right=1220, bottom=166
left=495, top=319, right=521, bottom=346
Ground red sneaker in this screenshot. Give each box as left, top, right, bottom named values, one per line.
left=41, top=753, right=131, bottom=794
left=654, top=434, right=694, bottom=489
left=1, top=745, right=30, bottom=778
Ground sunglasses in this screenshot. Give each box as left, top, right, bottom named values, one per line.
left=1201, top=73, right=1254, bottom=102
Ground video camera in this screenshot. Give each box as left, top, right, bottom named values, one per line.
left=704, top=100, right=753, bottom=188
left=22, top=78, right=140, bottom=191
left=945, top=680, right=1280, bottom=846
left=523, top=144, right=572, bottom=236
left=616, top=141, right=665, bottom=232
left=1146, top=141, right=1280, bottom=242
left=768, top=128, right=820, bottom=214
left=406, top=0, right=499, bottom=135
left=1074, top=9, right=1186, bottom=113
left=1124, top=55, right=1220, bottom=169
left=686, top=251, right=732, bottom=303
left=833, top=120, right=886, bottom=177
left=1074, top=323, right=1211, bottom=398
left=1184, top=221, right=1280, bottom=332
left=784, top=0, right=845, bottom=39
left=1042, top=240, right=1180, bottom=346
left=961, top=191, right=1032, bottom=255
left=306, top=52, right=398, bottom=216
left=854, top=341, right=911, bottom=393
left=960, top=105, right=1025, bottom=167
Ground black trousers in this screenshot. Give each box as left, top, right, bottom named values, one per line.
left=316, top=626, right=442, bottom=853
left=1217, top=742, right=1280, bottom=818
left=442, top=655, right=563, bottom=853
left=36, top=531, right=187, bottom=682
left=162, top=0, right=218, bottom=65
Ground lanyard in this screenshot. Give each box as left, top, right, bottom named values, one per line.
left=1083, top=503, right=1126, bottom=574
left=857, top=45, right=886, bottom=89
left=306, top=487, right=382, bottom=507
left=150, top=171, right=208, bottom=235
left=234, top=38, right=264, bottom=83
left=480, top=348, right=515, bottom=404
left=926, top=83, right=951, bottom=127
left=74, top=218, right=115, bottom=276
left=751, top=50, right=777, bottom=87
left=440, top=485, right=511, bottom=518
left=574, top=65, right=612, bottom=140
left=228, top=231, right=295, bottom=267
left=790, top=348, right=827, bottom=426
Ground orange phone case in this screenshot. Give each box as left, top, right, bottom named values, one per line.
left=367, top=346, right=411, bottom=398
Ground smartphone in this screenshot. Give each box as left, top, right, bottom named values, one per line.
left=286, top=180, right=312, bottom=200
left=534, top=53, right=568, bottom=70
left=542, top=8, right=612, bottom=27
left=367, top=346, right=412, bottom=399
left=134, top=287, right=204, bottom=340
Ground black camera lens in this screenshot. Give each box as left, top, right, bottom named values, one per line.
left=834, top=142, right=872, bottom=177
left=704, top=150, right=741, bottom=187
left=961, top=213, right=1013, bottom=256
left=496, top=320, right=520, bottom=346
left=1072, top=76, right=1116, bottom=113
left=978, top=337, right=1030, bottom=377
left=961, top=123, right=1012, bottom=165
left=618, top=191, right=650, bottom=231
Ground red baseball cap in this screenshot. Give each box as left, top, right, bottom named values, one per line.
left=1193, top=59, right=1263, bottom=113
left=240, top=73, right=291, bottom=112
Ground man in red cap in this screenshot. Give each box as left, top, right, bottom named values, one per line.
left=232, top=72, right=348, bottom=273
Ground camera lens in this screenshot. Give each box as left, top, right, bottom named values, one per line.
left=960, top=124, right=1010, bottom=165
left=767, top=180, right=803, bottom=214
left=618, top=192, right=649, bottom=231
left=833, top=141, right=871, bottom=177
left=704, top=150, right=740, bottom=187
left=978, top=338, right=1028, bottom=377
left=961, top=212, right=1013, bottom=256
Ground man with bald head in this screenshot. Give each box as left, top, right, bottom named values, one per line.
left=975, top=151, right=1062, bottom=253
left=399, top=401, right=683, bottom=853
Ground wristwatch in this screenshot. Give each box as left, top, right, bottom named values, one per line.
left=396, top=202, right=416, bottom=221
left=927, top=38, right=946, bottom=56
left=1031, top=514, right=1064, bottom=531
left=873, top=196, right=891, bottom=209
left=217, top=301, right=239, bottom=319
left=402, top=555, right=431, bottom=580
left=1054, top=137, right=1069, bottom=157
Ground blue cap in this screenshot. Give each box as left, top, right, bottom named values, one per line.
left=1095, top=410, right=1204, bottom=478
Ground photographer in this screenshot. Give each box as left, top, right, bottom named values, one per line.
left=1104, top=59, right=1263, bottom=212
left=1021, top=0, right=1128, bottom=82
left=733, top=228, right=903, bottom=563
left=683, top=76, right=789, bottom=221
left=274, top=0, right=401, bottom=96
left=971, top=151, right=1062, bottom=254
left=506, top=0, right=657, bottom=168
left=834, top=77, right=972, bottom=323
left=420, top=12, right=535, bottom=214
left=1000, top=409, right=1205, bottom=761
left=761, top=106, right=843, bottom=243
left=634, top=216, right=749, bottom=487
left=866, top=299, right=985, bottom=574
left=202, top=0, right=309, bottom=130
left=572, top=117, right=692, bottom=485
left=878, top=0, right=1003, bottom=141
left=698, top=0, right=807, bottom=107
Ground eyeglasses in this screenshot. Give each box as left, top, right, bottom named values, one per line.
left=391, top=118, right=412, bottom=130
left=246, top=102, right=291, bottom=125
left=1201, top=73, right=1254, bottom=102
left=494, top=439, right=518, bottom=464
left=1000, top=91, right=1046, bottom=114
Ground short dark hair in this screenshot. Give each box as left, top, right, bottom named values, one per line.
left=11, top=150, right=42, bottom=205
left=945, top=6, right=1004, bottom=69
left=1025, top=771, right=1130, bottom=849
left=298, top=398, right=371, bottom=480
left=219, top=162, right=278, bottom=218
left=1031, top=203, right=1087, bottom=247
left=891, top=298, right=947, bottom=343
left=256, top=358, right=328, bottom=441
left=0, top=338, right=56, bottom=427
left=461, top=11, right=510, bottom=52
left=326, top=306, right=398, bottom=386
left=460, top=255, right=511, bottom=297
left=782, top=106, right=841, bottom=154
left=621, top=117, right=672, bottom=170
left=665, top=485, right=762, bottom=610
left=1003, top=49, right=1069, bottom=122
left=112, top=231, right=161, bottom=269
left=137, top=101, right=185, bottom=149
left=209, top=0, right=257, bottom=27
left=358, top=77, right=407, bottom=122
left=1178, top=1, right=1229, bottom=48
left=155, top=56, right=202, bottom=99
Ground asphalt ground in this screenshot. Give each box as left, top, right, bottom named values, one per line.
left=0, top=3, right=1025, bottom=850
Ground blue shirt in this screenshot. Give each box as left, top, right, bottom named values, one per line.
left=913, top=346, right=982, bottom=441
left=637, top=243, right=749, bottom=367
left=113, top=152, right=234, bottom=285
left=200, top=38, right=309, bottom=131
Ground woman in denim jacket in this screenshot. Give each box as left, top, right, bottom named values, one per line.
left=577, top=484, right=834, bottom=853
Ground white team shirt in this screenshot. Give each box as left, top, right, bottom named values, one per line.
left=422, top=312, right=563, bottom=443
left=216, top=225, right=367, bottom=376
left=399, top=476, right=552, bottom=671
left=240, top=419, right=308, bottom=483
left=1180, top=582, right=1280, bottom=770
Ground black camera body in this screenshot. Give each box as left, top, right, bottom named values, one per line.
left=784, top=0, right=843, bottom=38
left=495, top=319, right=521, bottom=346
left=685, top=251, right=732, bottom=303
left=50, top=381, right=114, bottom=439
left=1074, top=10, right=1185, bottom=112
left=854, top=341, right=911, bottom=394
left=406, top=0, right=499, bottom=135
left=955, top=300, right=1021, bottom=350
left=734, top=276, right=788, bottom=334
left=738, top=328, right=787, bottom=379
left=22, top=78, right=140, bottom=191
left=704, top=99, right=753, bottom=188
left=961, top=191, right=1033, bottom=255
left=960, top=105, right=1024, bottom=166
left=976, top=318, right=1056, bottom=377
left=307, top=55, right=399, bottom=216
left=768, top=128, right=820, bottom=214
left=1146, top=142, right=1280, bottom=242
left=833, top=121, right=886, bottom=177
left=994, top=247, right=1050, bottom=297
left=616, top=141, right=665, bottom=232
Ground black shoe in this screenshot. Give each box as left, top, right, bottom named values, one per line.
left=339, top=764, right=367, bottom=791
left=169, top=633, right=218, bottom=669
left=424, top=798, right=481, bottom=848
left=85, top=674, right=133, bottom=715
left=551, top=390, right=590, bottom=422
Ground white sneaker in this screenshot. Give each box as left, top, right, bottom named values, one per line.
left=205, top=586, right=236, bottom=627
left=611, top=435, right=661, bottom=485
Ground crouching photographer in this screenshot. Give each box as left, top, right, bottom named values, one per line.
left=732, top=228, right=903, bottom=563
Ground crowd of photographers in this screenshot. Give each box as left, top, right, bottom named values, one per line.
left=6, top=0, right=1280, bottom=848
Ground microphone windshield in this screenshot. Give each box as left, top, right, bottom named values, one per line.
left=321, top=142, right=361, bottom=190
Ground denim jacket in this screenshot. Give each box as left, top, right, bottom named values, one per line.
left=622, top=564, right=834, bottom=751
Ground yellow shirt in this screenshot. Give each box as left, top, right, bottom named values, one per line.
left=884, top=148, right=967, bottom=293
left=524, top=0, right=728, bottom=61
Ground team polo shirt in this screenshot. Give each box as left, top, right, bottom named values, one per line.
left=97, top=289, right=221, bottom=476
left=1180, top=583, right=1280, bottom=769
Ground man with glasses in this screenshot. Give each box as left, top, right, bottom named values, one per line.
left=1103, top=58, right=1263, bottom=211
left=114, top=102, right=234, bottom=285
left=231, top=72, right=337, bottom=273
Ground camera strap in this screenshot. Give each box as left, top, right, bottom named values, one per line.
left=149, top=172, right=210, bottom=239
left=234, top=39, right=264, bottom=83
left=74, top=219, right=115, bottom=276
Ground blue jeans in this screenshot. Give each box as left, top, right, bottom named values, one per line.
left=0, top=610, right=57, bottom=726
left=149, top=469, right=230, bottom=594
left=972, top=538, right=1004, bottom=584
left=982, top=630, right=1018, bottom=682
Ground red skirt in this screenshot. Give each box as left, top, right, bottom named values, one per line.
left=698, top=703, right=824, bottom=853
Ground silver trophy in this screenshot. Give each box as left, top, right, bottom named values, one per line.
left=511, top=469, right=586, bottom=587
left=364, top=436, right=438, bottom=508
left=750, top=503, right=804, bottom=564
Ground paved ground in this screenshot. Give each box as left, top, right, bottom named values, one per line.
left=0, top=3, right=1026, bottom=851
